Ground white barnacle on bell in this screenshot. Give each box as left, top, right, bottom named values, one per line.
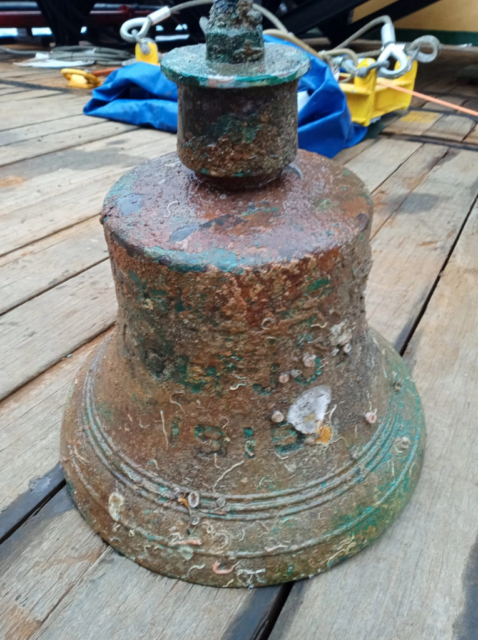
left=287, top=385, right=332, bottom=434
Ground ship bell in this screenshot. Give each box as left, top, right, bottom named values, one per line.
left=61, top=0, right=425, bottom=587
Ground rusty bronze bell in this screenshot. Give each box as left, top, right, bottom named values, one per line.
left=61, top=0, right=425, bottom=588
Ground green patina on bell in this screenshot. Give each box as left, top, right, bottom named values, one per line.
left=61, top=0, right=425, bottom=588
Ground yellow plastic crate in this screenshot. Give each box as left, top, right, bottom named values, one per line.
left=341, top=58, right=418, bottom=126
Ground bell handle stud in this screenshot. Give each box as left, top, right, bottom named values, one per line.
left=205, top=0, right=264, bottom=64
left=161, top=0, right=310, bottom=186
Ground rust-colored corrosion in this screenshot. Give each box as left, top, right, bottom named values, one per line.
left=61, top=150, right=425, bottom=587
left=175, top=81, right=299, bottom=182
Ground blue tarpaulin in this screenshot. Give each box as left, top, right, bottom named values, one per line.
left=84, top=35, right=366, bottom=158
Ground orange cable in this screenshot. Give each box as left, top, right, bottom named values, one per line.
left=377, top=79, right=478, bottom=118
left=91, top=67, right=120, bottom=77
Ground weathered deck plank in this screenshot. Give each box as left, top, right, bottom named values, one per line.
left=383, top=110, right=477, bottom=145
left=344, top=137, right=421, bottom=193
left=0, top=128, right=176, bottom=256
left=0, top=94, right=87, bottom=132
left=0, top=487, right=284, bottom=640
left=370, top=142, right=448, bottom=236
left=368, top=148, right=478, bottom=350
left=0, top=88, right=65, bottom=102
left=0, top=64, right=70, bottom=89
left=463, top=125, right=478, bottom=145
left=0, top=85, right=30, bottom=97
left=425, top=114, right=475, bottom=142
left=0, top=335, right=105, bottom=534
left=0, top=490, right=106, bottom=640
left=0, top=217, right=107, bottom=315
left=0, top=261, right=116, bottom=401
left=42, top=528, right=284, bottom=640
left=0, top=113, right=106, bottom=146
left=0, top=120, right=134, bottom=167
left=333, top=138, right=375, bottom=163
left=383, top=110, right=443, bottom=137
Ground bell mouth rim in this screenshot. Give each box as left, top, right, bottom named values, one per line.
left=62, top=328, right=424, bottom=580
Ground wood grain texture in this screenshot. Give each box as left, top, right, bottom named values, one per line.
left=383, top=110, right=443, bottom=137
left=269, top=201, right=478, bottom=640
left=370, top=142, right=448, bottom=236
left=0, top=88, right=64, bottom=103
left=425, top=114, right=475, bottom=143
left=344, top=137, right=421, bottom=194
left=0, top=217, right=107, bottom=314
left=0, top=489, right=106, bottom=640
left=0, top=114, right=105, bottom=146
left=337, top=141, right=448, bottom=237
left=368, top=148, right=478, bottom=351
left=0, top=128, right=176, bottom=256
left=0, top=260, right=116, bottom=401
left=0, top=120, right=134, bottom=167
left=0, top=94, right=87, bottom=133
left=333, top=138, right=375, bottom=164
left=0, top=336, right=104, bottom=514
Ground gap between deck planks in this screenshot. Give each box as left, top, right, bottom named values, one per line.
left=0, top=119, right=135, bottom=168
left=0, top=94, right=89, bottom=133
left=0, top=218, right=107, bottom=315
left=0, top=259, right=117, bottom=401
left=0, top=114, right=115, bottom=147
left=0, top=65, right=75, bottom=90
left=0, top=88, right=66, bottom=102
left=383, top=110, right=478, bottom=145
left=0, top=334, right=107, bottom=536
left=1, top=134, right=478, bottom=639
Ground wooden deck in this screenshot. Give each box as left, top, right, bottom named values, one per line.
left=1, top=47, right=478, bottom=640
